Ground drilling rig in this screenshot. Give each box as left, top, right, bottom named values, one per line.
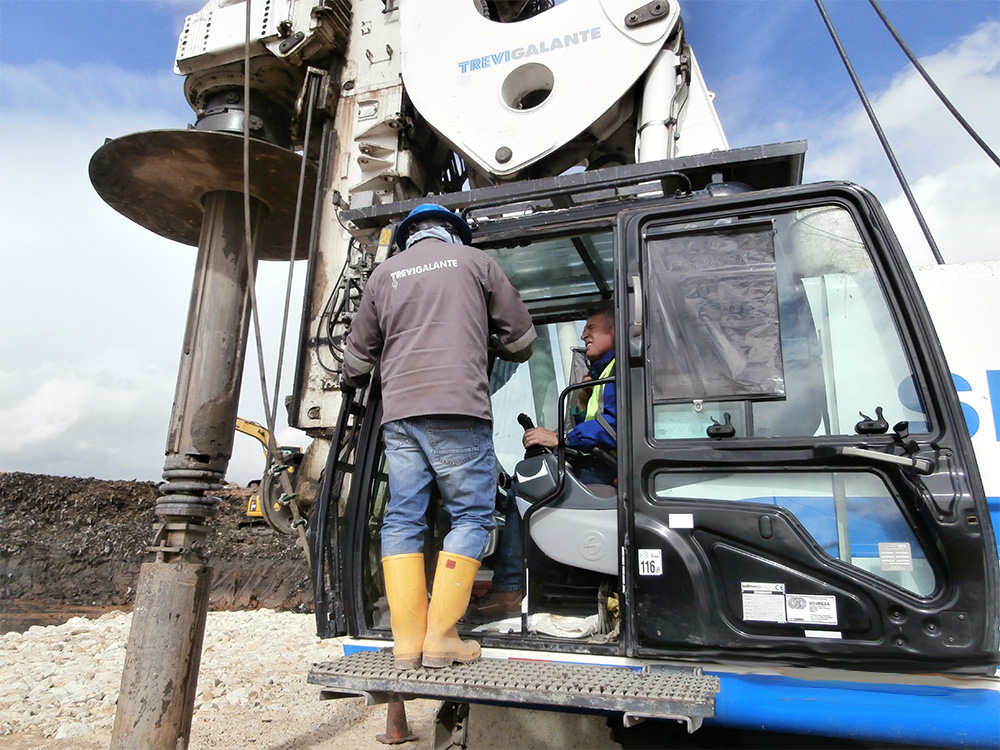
left=91, top=2, right=998, bottom=748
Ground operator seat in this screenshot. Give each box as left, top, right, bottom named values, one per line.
left=513, top=453, right=618, bottom=576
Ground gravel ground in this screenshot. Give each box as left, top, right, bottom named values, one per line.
left=0, top=610, right=439, bottom=749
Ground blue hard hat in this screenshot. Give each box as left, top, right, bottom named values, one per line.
left=395, top=203, right=473, bottom=246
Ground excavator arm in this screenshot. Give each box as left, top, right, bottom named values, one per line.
left=233, top=417, right=304, bottom=534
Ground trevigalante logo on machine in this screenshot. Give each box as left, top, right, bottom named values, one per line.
left=457, top=27, right=602, bottom=73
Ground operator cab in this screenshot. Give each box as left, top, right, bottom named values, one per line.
left=313, top=145, right=998, bottom=673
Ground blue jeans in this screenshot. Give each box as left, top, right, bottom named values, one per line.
left=380, top=417, right=496, bottom=561
left=490, top=457, right=615, bottom=592
left=490, top=487, right=524, bottom=592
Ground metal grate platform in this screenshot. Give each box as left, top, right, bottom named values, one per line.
left=309, top=649, right=719, bottom=721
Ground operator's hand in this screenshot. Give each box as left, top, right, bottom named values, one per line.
left=523, top=427, right=559, bottom=450
left=576, top=374, right=594, bottom=412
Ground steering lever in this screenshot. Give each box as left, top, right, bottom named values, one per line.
left=517, top=413, right=550, bottom=458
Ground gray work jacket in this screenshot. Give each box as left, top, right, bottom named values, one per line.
left=342, top=238, right=536, bottom=425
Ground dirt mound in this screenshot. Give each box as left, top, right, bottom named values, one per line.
left=0, top=472, right=311, bottom=632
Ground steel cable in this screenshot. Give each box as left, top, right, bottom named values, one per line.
left=868, top=0, right=999, bottom=169
left=240, top=0, right=312, bottom=560
left=815, top=0, right=945, bottom=264
left=268, top=71, right=320, bottom=440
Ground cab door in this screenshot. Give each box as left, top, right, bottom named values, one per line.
left=617, top=183, right=998, bottom=672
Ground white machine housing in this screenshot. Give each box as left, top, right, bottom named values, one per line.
left=399, top=0, right=727, bottom=178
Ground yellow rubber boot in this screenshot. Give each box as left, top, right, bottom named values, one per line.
left=422, top=552, right=482, bottom=668
left=381, top=553, right=428, bottom=669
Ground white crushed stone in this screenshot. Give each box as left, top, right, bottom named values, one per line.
left=0, top=610, right=438, bottom=749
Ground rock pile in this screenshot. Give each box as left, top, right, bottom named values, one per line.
left=0, top=472, right=313, bottom=630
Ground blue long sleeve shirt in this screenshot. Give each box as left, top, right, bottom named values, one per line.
left=565, top=349, right=616, bottom=452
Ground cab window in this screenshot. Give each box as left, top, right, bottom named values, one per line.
left=645, top=206, right=930, bottom=440
left=652, top=470, right=936, bottom=596
left=489, top=321, right=587, bottom=475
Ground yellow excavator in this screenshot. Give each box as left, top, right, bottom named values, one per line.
left=234, top=417, right=303, bottom=536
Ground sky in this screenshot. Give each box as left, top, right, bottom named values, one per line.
left=1, top=0, right=998, bottom=485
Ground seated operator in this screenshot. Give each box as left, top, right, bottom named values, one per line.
left=466, top=302, right=617, bottom=622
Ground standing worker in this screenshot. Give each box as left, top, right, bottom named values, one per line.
left=341, top=204, right=536, bottom=668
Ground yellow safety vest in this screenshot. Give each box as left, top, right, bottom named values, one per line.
left=584, top=358, right=616, bottom=447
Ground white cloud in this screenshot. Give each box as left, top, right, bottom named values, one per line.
left=883, top=159, right=1000, bottom=266
left=1, top=359, right=172, bottom=447
left=1, top=61, right=188, bottom=127
left=807, top=21, right=999, bottom=181
left=3, top=379, right=92, bottom=448
left=0, top=354, right=176, bottom=480
left=804, top=21, right=1000, bottom=265
left=0, top=60, right=307, bottom=484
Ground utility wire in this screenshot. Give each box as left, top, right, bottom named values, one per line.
left=868, top=0, right=999, bottom=168
left=815, top=0, right=945, bottom=265
left=241, top=0, right=311, bottom=560
left=240, top=0, right=275, bottom=442
left=268, top=70, right=320, bottom=443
